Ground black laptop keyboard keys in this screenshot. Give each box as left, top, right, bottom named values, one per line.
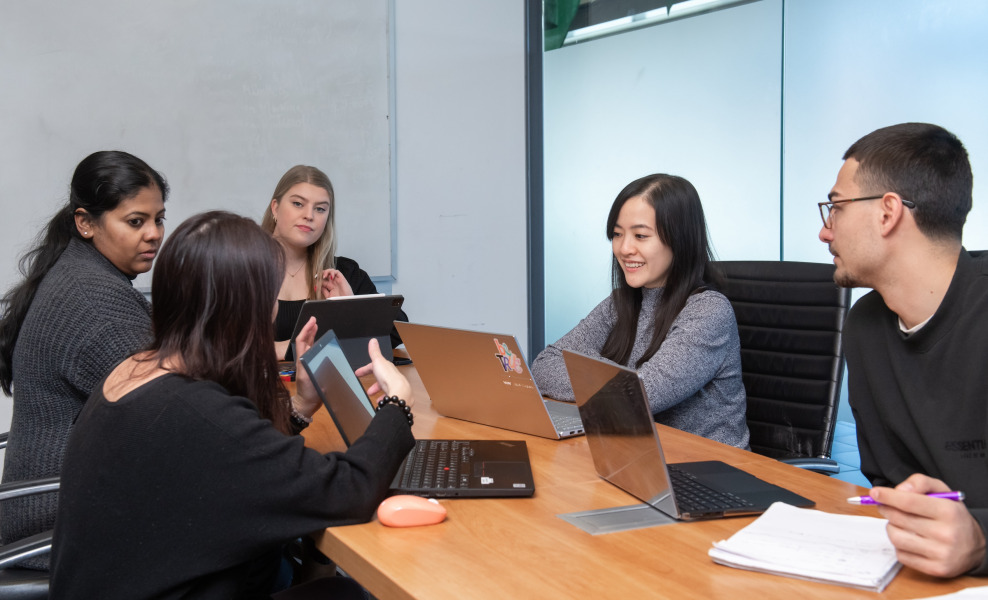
left=667, top=465, right=754, bottom=512
left=401, top=440, right=474, bottom=490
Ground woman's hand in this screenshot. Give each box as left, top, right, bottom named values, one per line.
left=355, top=338, right=413, bottom=405
left=291, top=316, right=321, bottom=417
left=317, top=269, right=354, bottom=298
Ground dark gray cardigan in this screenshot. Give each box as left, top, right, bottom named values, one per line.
left=1, top=238, right=151, bottom=569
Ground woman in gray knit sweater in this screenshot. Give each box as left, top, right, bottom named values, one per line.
left=0, top=151, right=168, bottom=569
left=531, top=174, right=749, bottom=448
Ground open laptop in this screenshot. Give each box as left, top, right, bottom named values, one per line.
left=562, top=349, right=814, bottom=520
left=300, top=329, right=535, bottom=498
left=290, top=294, right=405, bottom=369
left=394, top=322, right=584, bottom=440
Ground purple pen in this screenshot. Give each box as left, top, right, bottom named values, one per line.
left=847, top=491, right=966, bottom=505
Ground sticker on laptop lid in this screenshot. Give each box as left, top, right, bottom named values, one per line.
left=493, top=338, right=524, bottom=374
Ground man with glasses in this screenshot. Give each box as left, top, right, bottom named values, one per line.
left=818, top=122, right=986, bottom=578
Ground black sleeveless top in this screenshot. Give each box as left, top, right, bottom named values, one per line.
left=274, top=299, right=305, bottom=343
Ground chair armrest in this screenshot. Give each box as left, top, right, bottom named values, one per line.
left=0, top=477, right=60, bottom=502
left=0, top=431, right=7, bottom=450
left=0, top=474, right=59, bottom=574
left=781, top=457, right=841, bottom=475
left=0, top=530, right=53, bottom=570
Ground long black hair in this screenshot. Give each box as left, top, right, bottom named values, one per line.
left=147, top=211, right=292, bottom=433
left=0, top=150, right=169, bottom=396
left=600, top=174, right=719, bottom=368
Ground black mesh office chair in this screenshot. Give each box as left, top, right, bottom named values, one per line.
left=713, top=260, right=851, bottom=474
left=0, top=432, right=56, bottom=599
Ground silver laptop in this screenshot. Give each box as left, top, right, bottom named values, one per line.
left=299, top=329, right=536, bottom=498
left=562, top=349, right=814, bottom=520
left=394, top=322, right=584, bottom=439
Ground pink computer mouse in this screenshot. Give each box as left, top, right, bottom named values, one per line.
left=377, top=495, right=447, bottom=527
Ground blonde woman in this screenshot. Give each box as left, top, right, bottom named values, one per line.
left=261, top=165, right=407, bottom=360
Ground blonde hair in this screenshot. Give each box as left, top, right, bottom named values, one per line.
left=261, top=165, right=337, bottom=299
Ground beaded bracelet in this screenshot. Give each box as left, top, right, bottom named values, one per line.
left=289, top=396, right=313, bottom=428
left=376, top=395, right=414, bottom=427
left=290, top=412, right=311, bottom=430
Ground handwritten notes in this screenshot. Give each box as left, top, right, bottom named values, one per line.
left=708, top=502, right=901, bottom=592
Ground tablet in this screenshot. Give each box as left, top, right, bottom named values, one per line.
left=290, top=294, right=405, bottom=369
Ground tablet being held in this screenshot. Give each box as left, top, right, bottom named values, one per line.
left=49, top=211, right=416, bottom=598
left=261, top=165, right=409, bottom=360
left=530, top=174, right=749, bottom=449
left=0, top=150, right=167, bottom=570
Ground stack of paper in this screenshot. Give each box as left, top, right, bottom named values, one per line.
left=708, top=502, right=902, bottom=592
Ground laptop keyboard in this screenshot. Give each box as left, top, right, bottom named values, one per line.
left=400, top=440, right=473, bottom=490
left=550, top=413, right=584, bottom=431
left=668, top=465, right=754, bottom=512
left=545, top=402, right=584, bottom=432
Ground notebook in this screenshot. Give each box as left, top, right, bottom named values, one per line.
left=393, top=322, right=584, bottom=440
left=709, top=502, right=901, bottom=592
left=290, top=294, right=405, bottom=369
left=561, top=349, right=814, bottom=520
left=300, top=329, right=536, bottom=498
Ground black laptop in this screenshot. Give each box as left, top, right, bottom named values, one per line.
left=300, top=330, right=535, bottom=498
left=290, top=294, right=405, bottom=369
left=562, top=349, right=814, bottom=520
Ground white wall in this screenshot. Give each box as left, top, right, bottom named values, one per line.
left=391, top=0, right=531, bottom=352
left=0, top=0, right=395, bottom=293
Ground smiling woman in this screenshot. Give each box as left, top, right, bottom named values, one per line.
left=260, top=165, right=408, bottom=360
left=531, top=173, right=749, bottom=448
left=0, top=150, right=168, bottom=570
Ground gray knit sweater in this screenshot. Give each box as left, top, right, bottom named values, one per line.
left=531, top=287, right=749, bottom=448
left=1, top=238, right=152, bottom=570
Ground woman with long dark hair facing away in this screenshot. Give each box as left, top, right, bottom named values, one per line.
left=49, top=211, right=416, bottom=598
left=531, top=174, right=749, bottom=448
left=0, top=150, right=167, bottom=569
left=261, top=165, right=408, bottom=360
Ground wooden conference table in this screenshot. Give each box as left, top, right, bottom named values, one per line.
left=301, top=366, right=982, bottom=599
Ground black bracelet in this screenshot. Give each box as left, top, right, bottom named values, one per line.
left=376, top=395, right=414, bottom=427
left=290, top=412, right=312, bottom=431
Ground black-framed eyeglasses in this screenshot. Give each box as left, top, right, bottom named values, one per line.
left=818, top=194, right=916, bottom=229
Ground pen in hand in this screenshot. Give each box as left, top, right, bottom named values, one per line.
left=847, top=491, right=965, bottom=505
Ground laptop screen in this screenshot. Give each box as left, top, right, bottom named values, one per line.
left=300, top=329, right=375, bottom=446
left=563, top=350, right=673, bottom=509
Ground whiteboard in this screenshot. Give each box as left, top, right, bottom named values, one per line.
left=0, top=0, right=392, bottom=293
